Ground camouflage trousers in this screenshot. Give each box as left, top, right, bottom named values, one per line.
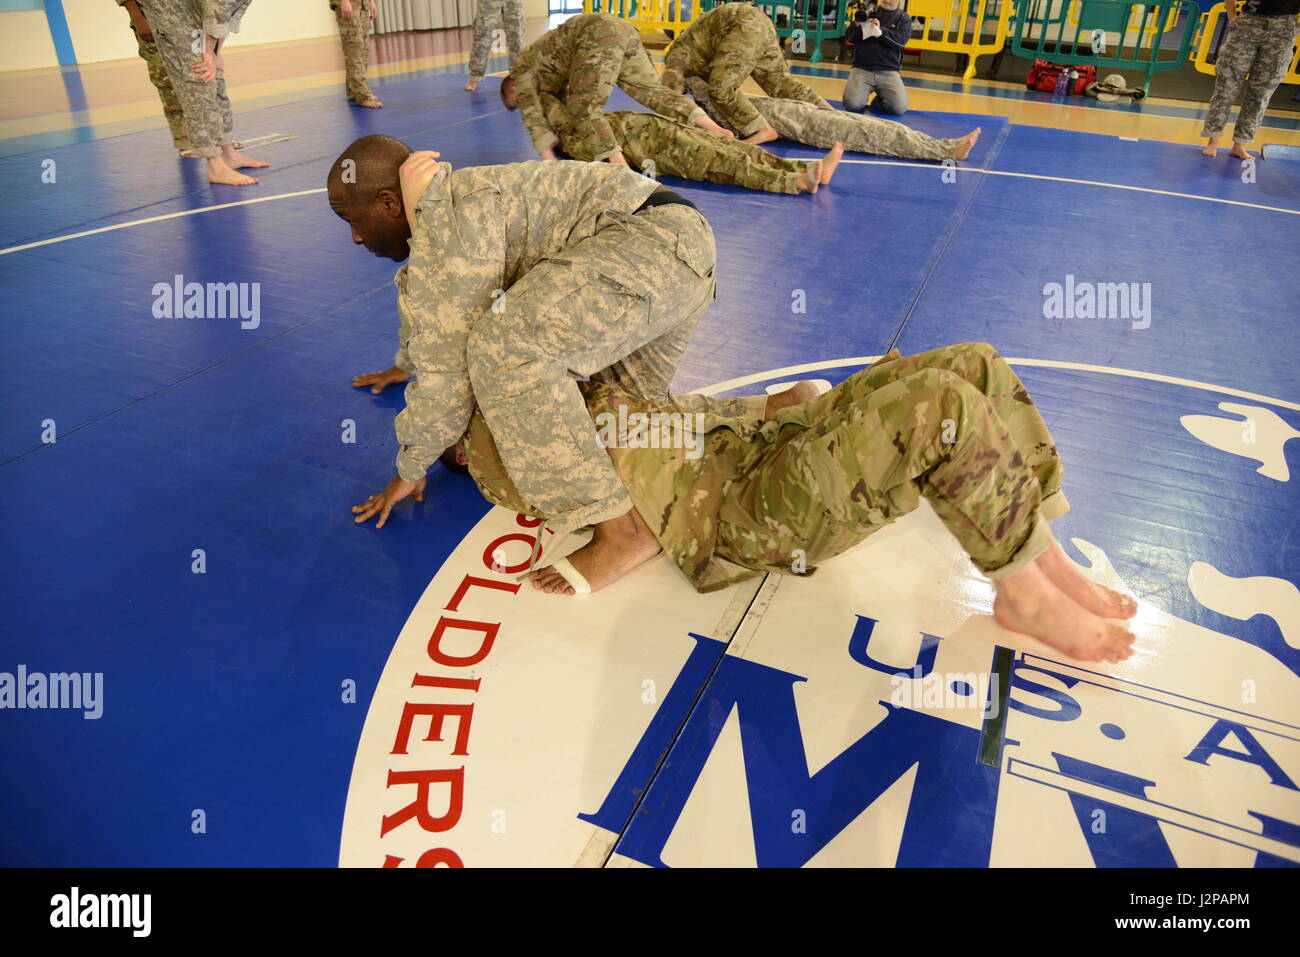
left=750, top=95, right=959, bottom=162
left=662, top=12, right=828, bottom=137
left=1201, top=13, right=1300, bottom=143
left=136, top=0, right=235, bottom=158
left=717, top=343, right=1067, bottom=579
left=133, top=28, right=189, bottom=151
left=576, top=113, right=813, bottom=194
left=688, top=77, right=960, bottom=161
left=332, top=0, right=376, bottom=103
left=468, top=0, right=525, bottom=82
left=466, top=203, right=756, bottom=533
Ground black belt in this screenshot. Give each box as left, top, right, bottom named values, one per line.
left=635, top=188, right=699, bottom=214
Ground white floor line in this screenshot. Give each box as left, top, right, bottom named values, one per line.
left=838, top=158, right=1300, bottom=216
left=698, top=356, right=1300, bottom=412
left=0, top=187, right=327, bottom=256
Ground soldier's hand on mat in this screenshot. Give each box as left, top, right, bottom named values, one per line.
left=341, top=0, right=354, bottom=21
left=608, top=151, right=630, bottom=167
left=353, top=474, right=427, bottom=528
left=539, top=148, right=559, bottom=161
left=352, top=366, right=413, bottom=394
left=193, top=50, right=217, bottom=83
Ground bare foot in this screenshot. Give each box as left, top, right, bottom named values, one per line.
left=357, top=96, right=383, bottom=108
left=742, top=123, right=780, bottom=146
left=818, top=142, right=844, bottom=185
left=797, top=165, right=820, bottom=194
left=994, top=561, right=1136, bottom=663
left=694, top=113, right=734, bottom=138
left=207, top=156, right=259, bottom=186
left=952, top=126, right=981, bottom=161
left=464, top=78, right=479, bottom=91
left=1201, top=136, right=1220, bottom=157
left=528, top=507, right=662, bottom=596
left=763, top=380, right=819, bottom=418
left=1036, top=539, right=1137, bottom=619
left=221, top=145, right=268, bottom=169
left=1230, top=143, right=1252, bottom=160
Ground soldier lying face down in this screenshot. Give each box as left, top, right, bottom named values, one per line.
left=442, top=342, right=1139, bottom=665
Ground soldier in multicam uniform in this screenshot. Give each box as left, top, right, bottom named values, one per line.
left=660, top=2, right=831, bottom=147
left=451, top=342, right=1138, bottom=664
left=686, top=77, right=984, bottom=163
left=330, top=0, right=382, bottom=108
left=1200, top=0, right=1300, bottom=158
left=498, top=12, right=732, bottom=164
left=117, top=0, right=189, bottom=155
left=328, top=135, right=812, bottom=590
left=543, top=99, right=844, bottom=195
left=464, top=0, right=526, bottom=92
left=133, top=0, right=268, bottom=185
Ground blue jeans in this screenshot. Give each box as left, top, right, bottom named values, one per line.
left=843, top=68, right=908, bottom=115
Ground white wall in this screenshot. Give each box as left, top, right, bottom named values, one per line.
left=0, top=9, right=59, bottom=72
left=3, top=0, right=553, bottom=73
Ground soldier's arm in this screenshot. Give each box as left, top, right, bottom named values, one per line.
left=203, top=1, right=252, bottom=40
left=513, top=70, right=561, bottom=154
left=391, top=192, right=507, bottom=482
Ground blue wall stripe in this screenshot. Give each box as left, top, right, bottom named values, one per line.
left=43, top=0, right=76, bottom=67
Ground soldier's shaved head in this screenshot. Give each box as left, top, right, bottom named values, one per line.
left=499, top=76, right=519, bottom=111
left=327, top=135, right=416, bottom=262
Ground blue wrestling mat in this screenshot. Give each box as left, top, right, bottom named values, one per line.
left=0, top=72, right=1296, bottom=868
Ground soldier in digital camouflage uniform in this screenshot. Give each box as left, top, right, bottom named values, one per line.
left=330, top=0, right=381, bottom=107
left=686, top=76, right=983, bottom=163
left=1201, top=0, right=1300, bottom=156
left=499, top=12, right=731, bottom=162
left=329, top=135, right=776, bottom=586
left=465, top=0, right=525, bottom=91
left=117, top=0, right=189, bottom=154
left=542, top=99, right=839, bottom=195
left=660, top=2, right=831, bottom=143
left=134, top=0, right=267, bottom=184
left=459, top=342, right=1138, bottom=664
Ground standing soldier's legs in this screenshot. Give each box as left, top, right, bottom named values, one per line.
left=136, top=30, right=189, bottom=151
left=502, top=0, right=525, bottom=70
left=148, top=16, right=226, bottom=158
left=1200, top=17, right=1259, bottom=140
left=466, top=204, right=717, bottom=531
left=1232, top=17, right=1298, bottom=144
left=334, top=0, right=377, bottom=103
left=467, top=0, right=505, bottom=83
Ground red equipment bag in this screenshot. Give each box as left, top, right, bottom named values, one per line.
left=1026, top=59, right=1097, bottom=95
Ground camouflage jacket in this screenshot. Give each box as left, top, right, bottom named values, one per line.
left=391, top=160, right=658, bottom=483
left=463, top=381, right=772, bottom=592
left=132, top=1, right=251, bottom=38
left=661, top=2, right=768, bottom=91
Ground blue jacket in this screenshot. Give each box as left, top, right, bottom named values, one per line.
left=844, top=6, right=911, bottom=73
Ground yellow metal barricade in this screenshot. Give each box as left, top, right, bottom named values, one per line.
left=904, top=0, right=1014, bottom=80
left=1193, top=3, right=1300, bottom=83
left=583, top=0, right=696, bottom=40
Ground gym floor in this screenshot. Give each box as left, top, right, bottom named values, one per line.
left=1, top=17, right=1297, bottom=867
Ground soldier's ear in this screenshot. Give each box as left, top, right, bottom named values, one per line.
left=376, top=187, right=405, bottom=220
